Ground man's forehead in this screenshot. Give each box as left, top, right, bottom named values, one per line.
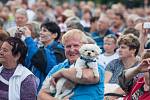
left=65, top=41, right=82, bottom=45
left=99, top=18, right=108, bottom=23
left=64, top=39, right=83, bottom=46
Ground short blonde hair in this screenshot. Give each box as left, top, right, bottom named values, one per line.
left=62, top=29, right=88, bottom=45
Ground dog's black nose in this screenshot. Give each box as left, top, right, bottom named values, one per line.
left=88, top=52, right=91, bottom=55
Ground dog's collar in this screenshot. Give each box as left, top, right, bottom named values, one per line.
left=80, top=56, right=96, bottom=63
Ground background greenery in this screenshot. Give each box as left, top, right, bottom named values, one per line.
left=55, top=0, right=147, bottom=8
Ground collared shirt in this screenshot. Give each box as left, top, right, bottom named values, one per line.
left=105, top=58, right=139, bottom=84
left=46, top=59, right=105, bottom=100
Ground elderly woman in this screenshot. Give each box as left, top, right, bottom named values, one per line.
left=0, top=37, right=37, bottom=100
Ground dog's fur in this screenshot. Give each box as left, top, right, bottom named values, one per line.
left=75, top=44, right=101, bottom=78
left=47, top=44, right=101, bottom=99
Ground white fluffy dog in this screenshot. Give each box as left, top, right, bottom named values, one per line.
left=45, top=44, right=101, bottom=99
left=75, top=44, right=101, bottom=78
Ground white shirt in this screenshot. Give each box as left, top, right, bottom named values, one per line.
left=0, top=64, right=33, bottom=100
left=98, top=52, right=119, bottom=69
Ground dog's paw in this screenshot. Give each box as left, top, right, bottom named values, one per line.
left=50, top=85, right=56, bottom=94
left=57, top=96, right=63, bottom=100
left=94, top=74, right=99, bottom=78
left=76, top=72, right=82, bottom=79
left=93, top=72, right=99, bottom=78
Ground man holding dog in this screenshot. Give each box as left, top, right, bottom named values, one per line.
left=38, top=29, right=105, bottom=100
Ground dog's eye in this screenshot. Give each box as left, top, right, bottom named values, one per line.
left=85, top=50, right=87, bottom=51
left=92, top=50, right=94, bottom=52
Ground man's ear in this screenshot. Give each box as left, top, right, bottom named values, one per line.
left=131, top=49, right=136, bottom=56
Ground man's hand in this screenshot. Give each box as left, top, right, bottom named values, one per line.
left=137, top=58, right=150, bottom=73
left=50, top=66, right=100, bottom=85
left=50, top=77, right=56, bottom=87
left=61, top=67, right=100, bottom=84
left=62, top=92, right=74, bottom=100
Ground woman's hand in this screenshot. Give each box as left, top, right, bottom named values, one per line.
left=23, top=26, right=32, bottom=37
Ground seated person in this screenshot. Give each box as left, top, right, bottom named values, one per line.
left=38, top=29, right=105, bottom=100
left=98, top=34, right=119, bottom=69
left=23, top=21, right=65, bottom=91
left=118, top=49, right=150, bottom=100
left=105, top=34, right=140, bottom=91
left=0, top=37, right=37, bottom=100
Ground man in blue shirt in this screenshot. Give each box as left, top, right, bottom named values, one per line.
left=38, top=29, right=105, bottom=100
left=91, top=14, right=114, bottom=52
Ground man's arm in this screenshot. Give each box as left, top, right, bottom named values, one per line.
left=38, top=76, right=73, bottom=100
left=104, top=71, right=113, bottom=83
left=38, top=77, right=57, bottom=100
left=52, top=67, right=100, bottom=84
left=125, top=58, right=150, bottom=81
left=38, top=89, right=57, bottom=100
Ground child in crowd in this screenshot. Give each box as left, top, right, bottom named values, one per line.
left=98, top=34, right=119, bottom=68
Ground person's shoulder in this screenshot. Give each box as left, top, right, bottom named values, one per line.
left=106, top=29, right=115, bottom=35
left=21, top=74, right=37, bottom=98
left=23, top=74, right=36, bottom=83
left=98, top=64, right=105, bottom=71
left=7, top=26, right=17, bottom=33
left=91, top=32, right=101, bottom=40
left=7, top=26, right=17, bottom=30
left=58, top=59, right=70, bottom=68
left=54, top=59, right=68, bottom=67
left=108, top=58, right=120, bottom=65
left=55, top=43, right=64, bottom=50
left=99, top=53, right=105, bottom=57
left=47, top=59, right=69, bottom=76
left=91, top=31, right=98, bottom=36
left=105, top=59, right=120, bottom=70
left=7, top=26, right=17, bottom=37
left=51, top=41, right=64, bottom=49
left=19, top=65, right=35, bottom=77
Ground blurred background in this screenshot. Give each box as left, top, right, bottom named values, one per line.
left=1, top=0, right=150, bottom=8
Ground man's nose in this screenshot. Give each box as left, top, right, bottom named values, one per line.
left=70, top=46, right=75, bottom=52
left=0, top=50, right=3, bottom=55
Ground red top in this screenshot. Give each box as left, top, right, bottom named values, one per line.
left=124, top=77, right=150, bottom=100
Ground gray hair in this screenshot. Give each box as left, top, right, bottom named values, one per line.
left=65, top=16, right=84, bottom=31
left=15, top=8, right=28, bottom=18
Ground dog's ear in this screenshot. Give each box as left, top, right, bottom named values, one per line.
left=98, top=48, right=102, bottom=54
left=93, top=44, right=102, bottom=55
left=79, top=45, right=84, bottom=55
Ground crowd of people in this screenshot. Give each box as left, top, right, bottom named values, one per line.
left=0, top=0, right=150, bottom=100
